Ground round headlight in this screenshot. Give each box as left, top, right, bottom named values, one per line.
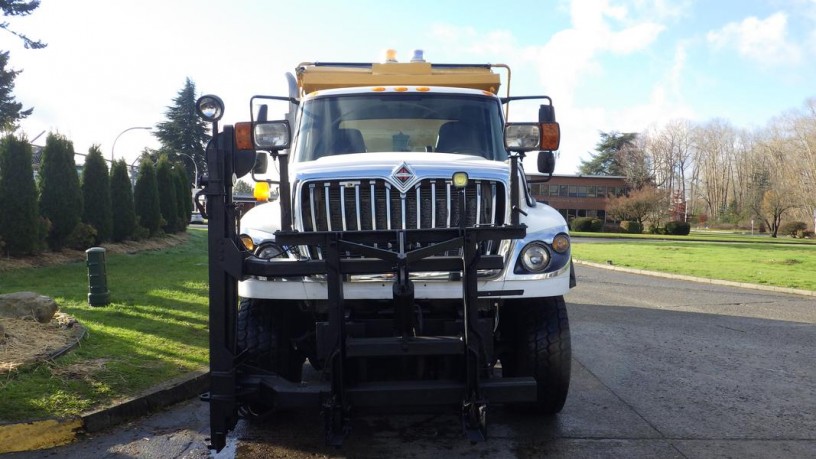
left=256, top=243, right=284, bottom=259
left=552, top=233, right=570, bottom=254
left=520, top=242, right=551, bottom=273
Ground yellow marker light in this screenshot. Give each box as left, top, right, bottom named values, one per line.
left=395, top=87, right=408, bottom=92
left=452, top=172, right=469, bottom=188
left=417, top=87, right=430, bottom=92
left=372, top=87, right=386, bottom=92
left=239, top=234, right=255, bottom=252
left=235, top=122, right=253, bottom=150
left=540, top=123, right=561, bottom=151
left=254, top=181, right=270, bottom=202
left=552, top=233, right=571, bottom=254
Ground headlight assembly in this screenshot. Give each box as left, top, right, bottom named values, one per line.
left=520, top=242, right=551, bottom=273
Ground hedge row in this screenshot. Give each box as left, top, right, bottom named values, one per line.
left=0, top=133, right=192, bottom=256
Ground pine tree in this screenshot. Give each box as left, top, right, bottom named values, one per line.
left=81, top=144, right=112, bottom=243
left=110, top=159, right=136, bottom=242
left=0, top=51, right=31, bottom=131
left=0, top=1, right=45, bottom=130
left=0, top=133, right=40, bottom=255
left=134, top=157, right=161, bottom=236
left=155, top=155, right=178, bottom=233
left=154, top=78, right=210, bottom=181
left=173, top=165, right=191, bottom=231
left=38, top=133, right=82, bottom=250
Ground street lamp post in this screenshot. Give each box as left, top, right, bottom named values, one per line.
left=111, top=126, right=152, bottom=163
left=176, top=152, right=199, bottom=188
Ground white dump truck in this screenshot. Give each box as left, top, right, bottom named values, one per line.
left=198, top=50, right=575, bottom=451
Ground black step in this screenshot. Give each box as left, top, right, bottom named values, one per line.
left=347, top=377, right=537, bottom=407
left=346, top=335, right=464, bottom=357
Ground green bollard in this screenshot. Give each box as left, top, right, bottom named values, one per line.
left=86, top=247, right=110, bottom=306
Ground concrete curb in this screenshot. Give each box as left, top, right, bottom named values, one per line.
left=0, top=370, right=209, bottom=454
left=574, top=259, right=816, bottom=297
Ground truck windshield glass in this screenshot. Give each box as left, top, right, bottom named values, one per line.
left=294, top=93, right=507, bottom=161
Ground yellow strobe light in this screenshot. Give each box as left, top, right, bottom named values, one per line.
left=254, top=181, right=270, bottom=202
left=452, top=172, right=469, bottom=188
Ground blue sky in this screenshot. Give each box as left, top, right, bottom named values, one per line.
left=5, top=0, right=816, bottom=174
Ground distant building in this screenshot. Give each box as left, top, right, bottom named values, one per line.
left=527, top=174, right=629, bottom=222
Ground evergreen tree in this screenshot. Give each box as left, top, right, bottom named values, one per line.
left=0, top=1, right=45, bottom=131
left=0, top=133, right=40, bottom=254
left=154, top=78, right=210, bottom=181
left=81, top=144, right=112, bottom=243
left=579, top=132, right=639, bottom=177
left=133, top=157, right=161, bottom=236
left=0, top=50, right=31, bottom=131
left=38, top=133, right=82, bottom=250
left=0, top=1, right=46, bottom=49
left=110, top=159, right=136, bottom=242
left=173, top=165, right=191, bottom=231
left=155, top=155, right=178, bottom=233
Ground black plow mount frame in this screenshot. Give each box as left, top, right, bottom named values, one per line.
left=203, top=127, right=534, bottom=452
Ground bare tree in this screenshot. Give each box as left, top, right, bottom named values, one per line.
left=606, top=186, right=669, bottom=228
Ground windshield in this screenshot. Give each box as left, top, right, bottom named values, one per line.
left=293, top=93, right=507, bottom=162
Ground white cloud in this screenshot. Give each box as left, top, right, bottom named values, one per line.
left=706, top=12, right=801, bottom=66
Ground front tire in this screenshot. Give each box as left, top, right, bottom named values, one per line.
left=236, top=298, right=306, bottom=382
left=501, top=296, right=571, bottom=413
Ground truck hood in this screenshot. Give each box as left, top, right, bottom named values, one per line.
left=290, top=152, right=509, bottom=186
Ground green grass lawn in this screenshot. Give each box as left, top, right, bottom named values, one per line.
left=572, top=234, right=816, bottom=291
left=0, top=230, right=209, bottom=422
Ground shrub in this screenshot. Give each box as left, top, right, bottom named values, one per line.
left=0, top=135, right=41, bottom=256
left=39, top=133, right=83, bottom=251
left=779, top=221, right=807, bottom=237
left=590, top=219, right=603, bottom=232
left=156, top=156, right=179, bottom=233
left=131, top=224, right=150, bottom=241
left=570, top=217, right=595, bottom=232
left=173, top=166, right=191, bottom=232
left=81, top=145, right=112, bottom=244
left=620, top=221, right=642, bottom=234
left=110, top=159, right=136, bottom=242
left=66, top=223, right=98, bottom=250
left=665, top=221, right=691, bottom=236
left=134, top=157, right=161, bottom=236
left=795, top=230, right=814, bottom=239
left=602, top=223, right=624, bottom=233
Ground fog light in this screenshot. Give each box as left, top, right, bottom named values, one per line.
left=256, top=243, right=284, bottom=259
left=239, top=234, right=255, bottom=252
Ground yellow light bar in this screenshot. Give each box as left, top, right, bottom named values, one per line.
left=235, top=122, right=253, bottom=150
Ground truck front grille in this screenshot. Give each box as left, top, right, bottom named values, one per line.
left=298, top=178, right=506, bottom=258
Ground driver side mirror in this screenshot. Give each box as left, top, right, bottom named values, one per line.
left=538, top=151, right=555, bottom=174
